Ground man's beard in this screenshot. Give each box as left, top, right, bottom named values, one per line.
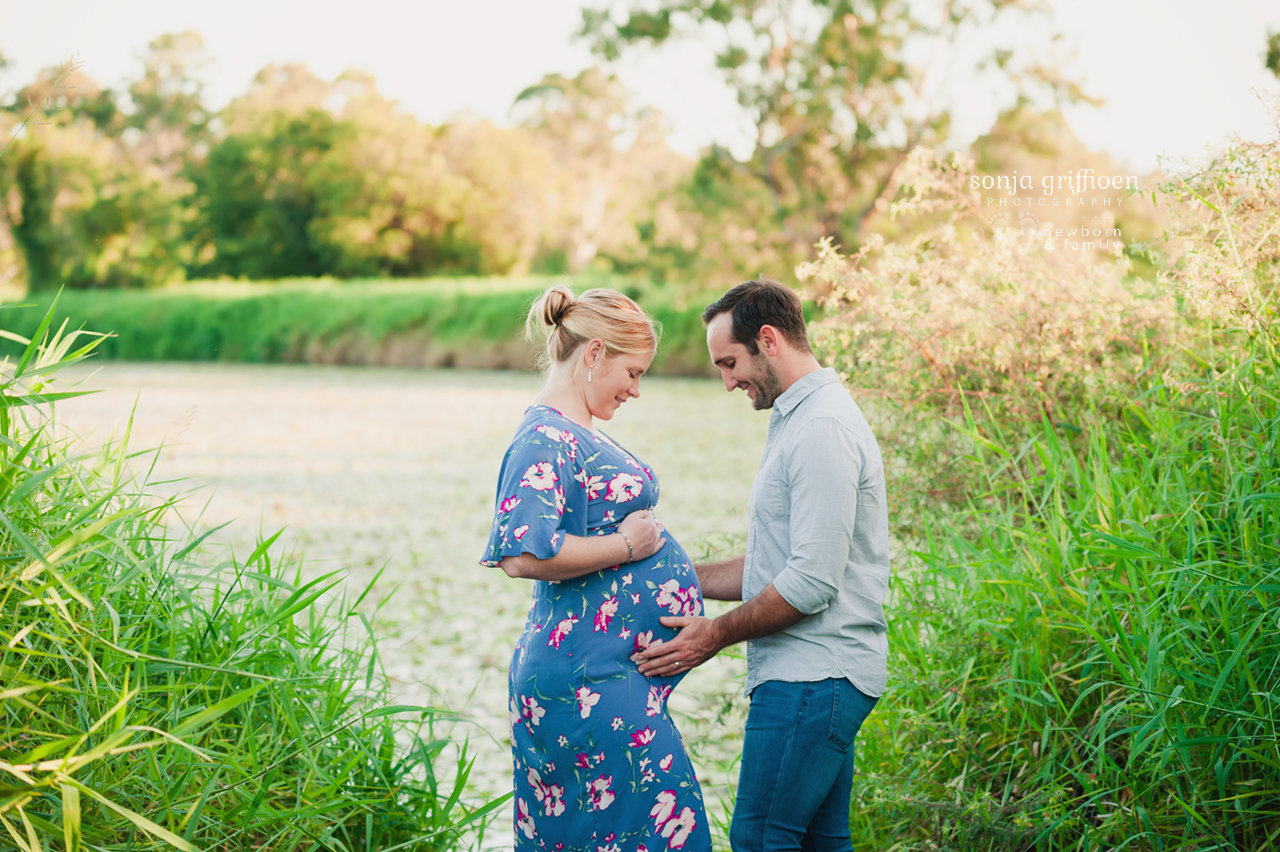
left=748, top=353, right=785, bottom=410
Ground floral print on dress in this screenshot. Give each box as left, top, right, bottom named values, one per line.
left=481, top=406, right=710, bottom=852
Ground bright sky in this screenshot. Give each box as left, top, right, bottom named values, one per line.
left=3, top=0, right=1279, bottom=173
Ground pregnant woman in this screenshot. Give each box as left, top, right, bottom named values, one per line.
left=481, top=284, right=710, bottom=852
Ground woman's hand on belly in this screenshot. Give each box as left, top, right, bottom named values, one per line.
left=618, top=509, right=665, bottom=562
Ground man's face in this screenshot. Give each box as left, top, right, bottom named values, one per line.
left=706, top=313, right=784, bottom=410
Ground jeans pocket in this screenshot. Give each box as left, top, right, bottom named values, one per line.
left=828, top=679, right=877, bottom=749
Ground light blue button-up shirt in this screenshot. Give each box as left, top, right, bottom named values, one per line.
left=742, top=366, right=890, bottom=698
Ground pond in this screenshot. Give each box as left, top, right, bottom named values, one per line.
left=53, top=362, right=773, bottom=843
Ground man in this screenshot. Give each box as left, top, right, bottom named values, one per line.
left=636, top=279, right=890, bottom=851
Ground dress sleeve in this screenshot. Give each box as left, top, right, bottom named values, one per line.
left=480, top=424, right=589, bottom=567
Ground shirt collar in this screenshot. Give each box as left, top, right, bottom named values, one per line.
left=772, top=366, right=839, bottom=417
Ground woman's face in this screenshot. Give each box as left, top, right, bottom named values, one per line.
left=586, top=348, right=655, bottom=421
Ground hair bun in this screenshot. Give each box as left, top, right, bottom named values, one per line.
left=540, top=284, right=575, bottom=328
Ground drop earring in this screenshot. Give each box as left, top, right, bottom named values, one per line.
left=588, top=368, right=593, bottom=383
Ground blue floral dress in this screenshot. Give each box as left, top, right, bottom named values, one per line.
left=481, top=405, right=711, bottom=852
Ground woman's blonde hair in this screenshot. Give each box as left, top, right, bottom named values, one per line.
left=525, top=284, right=660, bottom=371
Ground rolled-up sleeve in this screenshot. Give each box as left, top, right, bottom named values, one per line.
left=770, top=416, right=860, bottom=615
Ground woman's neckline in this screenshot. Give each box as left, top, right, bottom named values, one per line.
left=529, top=404, right=637, bottom=458
left=528, top=404, right=644, bottom=470
left=528, top=403, right=595, bottom=434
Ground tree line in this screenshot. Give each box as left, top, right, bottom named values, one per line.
left=0, top=33, right=695, bottom=290
left=8, top=1, right=1265, bottom=292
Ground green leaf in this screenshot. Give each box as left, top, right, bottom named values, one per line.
left=60, top=782, right=81, bottom=852
left=65, top=779, right=200, bottom=852
left=171, top=685, right=266, bottom=737
left=12, top=294, right=61, bottom=381
left=361, top=704, right=453, bottom=720
left=1084, top=530, right=1171, bottom=564
left=170, top=520, right=235, bottom=562
left=257, top=570, right=343, bottom=632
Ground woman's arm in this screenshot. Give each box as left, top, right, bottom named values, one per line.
left=500, top=509, right=665, bottom=581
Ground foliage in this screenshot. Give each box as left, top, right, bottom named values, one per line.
left=123, top=31, right=213, bottom=152
left=582, top=0, right=1086, bottom=268
left=186, top=107, right=355, bottom=279
left=1156, top=101, right=1280, bottom=340
left=797, top=146, right=1178, bottom=536
left=198, top=65, right=526, bottom=279
left=182, top=62, right=688, bottom=281
left=0, top=45, right=694, bottom=288
left=851, top=345, right=1280, bottom=851
left=0, top=302, right=507, bottom=849
left=0, top=5, right=1102, bottom=289
left=824, top=96, right=1280, bottom=850
left=801, top=147, right=1177, bottom=418
left=0, top=62, right=189, bottom=291
left=515, top=67, right=689, bottom=274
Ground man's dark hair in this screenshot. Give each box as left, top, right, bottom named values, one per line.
left=701, top=278, right=811, bottom=355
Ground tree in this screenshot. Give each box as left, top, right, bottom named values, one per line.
left=437, top=119, right=555, bottom=275
left=305, top=70, right=493, bottom=277
left=12, top=63, right=121, bottom=137
left=189, top=63, right=547, bottom=278
left=8, top=139, right=57, bottom=289
left=125, top=31, right=212, bottom=169
left=581, top=0, right=1088, bottom=269
left=514, top=66, right=689, bottom=273
left=186, top=107, right=352, bottom=279
left=0, top=63, right=187, bottom=290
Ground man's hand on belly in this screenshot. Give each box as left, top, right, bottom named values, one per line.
left=636, top=615, right=723, bottom=677
left=636, top=583, right=805, bottom=678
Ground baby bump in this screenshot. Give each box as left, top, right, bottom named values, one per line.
left=521, top=539, right=703, bottom=680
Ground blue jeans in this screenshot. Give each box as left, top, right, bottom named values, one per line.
left=730, top=678, right=878, bottom=852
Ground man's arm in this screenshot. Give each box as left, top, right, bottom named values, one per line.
left=694, top=554, right=745, bottom=601
left=635, top=582, right=804, bottom=677
left=638, top=416, right=862, bottom=677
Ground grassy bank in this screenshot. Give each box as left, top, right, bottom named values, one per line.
left=1, top=309, right=506, bottom=849
left=850, top=344, right=1280, bottom=850
left=0, top=277, right=725, bottom=377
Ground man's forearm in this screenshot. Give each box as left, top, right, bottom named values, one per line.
left=710, top=582, right=805, bottom=647
left=636, top=581, right=808, bottom=678
left=695, top=555, right=745, bottom=601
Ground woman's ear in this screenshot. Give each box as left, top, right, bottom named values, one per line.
left=584, top=338, right=606, bottom=369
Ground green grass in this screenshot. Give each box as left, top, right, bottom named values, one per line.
left=852, top=343, right=1280, bottom=850
left=0, top=277, right=728, bottom=377
left=0, top=305, right=507, bottom=850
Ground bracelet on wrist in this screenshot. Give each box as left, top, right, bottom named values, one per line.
left=618, top=531, right=634, bottom=563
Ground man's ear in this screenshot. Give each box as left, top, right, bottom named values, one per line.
left=758, top=325, right=781, bottom=357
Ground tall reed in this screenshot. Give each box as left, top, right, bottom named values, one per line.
left=847, top=340, right=1280, bottom=850
left=0, top=303, right=507, bottom=850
